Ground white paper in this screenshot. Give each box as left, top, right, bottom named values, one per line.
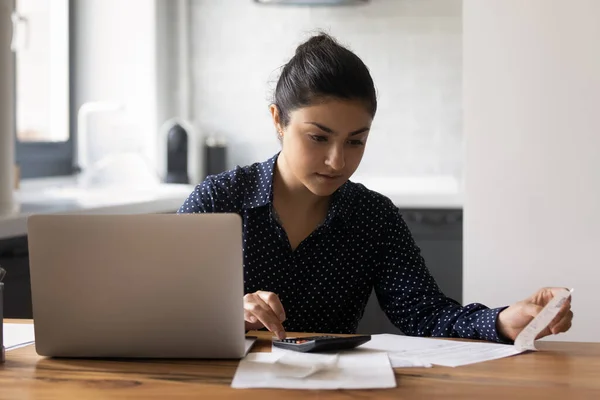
left=514, top=288, right=573, bottom=351
left=362, top=334, right=440, bottom=368
left=3, top=323, right=35, bottom=351
left=384, top=340, right=523, bottom=368
left=273, top=351, right=339, bottom=379
left=363, top=334, right=522, bottom=368
left=232, top=348, right=396, bottom=389
left=387, top=356, right=432, bottom=368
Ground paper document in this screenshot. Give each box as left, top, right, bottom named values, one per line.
left=361, top=288, right=573, bottom=367
left=271, top=351, right=339, bottom=379
left=3, top=323, right=35, bottom=351
left=365, top=335, right=522, bottom=368
left=232, top=347, right=396, bottom=389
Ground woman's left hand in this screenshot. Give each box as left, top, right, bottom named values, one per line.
left=497, top=287, right=573, bottom=341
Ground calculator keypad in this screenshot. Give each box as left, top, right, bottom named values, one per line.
left=272, top=335, right=371, bottom=353
left=280, top=336, right=336, bottom=344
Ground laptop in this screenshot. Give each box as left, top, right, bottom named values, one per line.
left=26, top=213, right=247, bottom=359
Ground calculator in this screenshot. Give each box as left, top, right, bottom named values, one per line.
left=272, top=335, right=371, bottom=353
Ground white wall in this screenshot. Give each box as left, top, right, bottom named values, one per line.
left=190, top=0, right=463, bottom=180
left=464, top=0, right=600, bottom=342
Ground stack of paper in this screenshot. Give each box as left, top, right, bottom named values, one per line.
left=232, top=347, right=396, bottom=389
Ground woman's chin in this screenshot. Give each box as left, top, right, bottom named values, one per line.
left=305, top=176, right=346, bottom=197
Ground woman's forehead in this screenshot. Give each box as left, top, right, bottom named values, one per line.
left=289, top=99, right=373, bottom=127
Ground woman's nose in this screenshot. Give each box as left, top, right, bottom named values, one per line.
left=325, top=145, right=345, bottom=171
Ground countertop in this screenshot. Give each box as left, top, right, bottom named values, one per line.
left=0, top=175, right=462, bottom=240
left=0, top=182, right=196, bottom=240
left=350, top=175, right=463, bottom=210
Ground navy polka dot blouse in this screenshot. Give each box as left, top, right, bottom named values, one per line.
left=178, top=153, right=509, bottom=342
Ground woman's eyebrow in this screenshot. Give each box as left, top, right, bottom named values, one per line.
left=305, top=122, right=370, bottom=136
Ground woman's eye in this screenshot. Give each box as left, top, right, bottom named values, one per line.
left=347, top=139, right=365, bottom=146
left=309, top=135, right=327, bottom=142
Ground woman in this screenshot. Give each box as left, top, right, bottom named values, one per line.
left=178, top=34, right=573, bottom=342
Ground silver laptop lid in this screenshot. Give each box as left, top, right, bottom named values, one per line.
left=27, top=213, right=245, bottom=359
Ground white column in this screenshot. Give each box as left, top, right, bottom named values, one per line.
left=464, top=0, right=600, bottom=342
left=0, top=0, right=16, bottom=216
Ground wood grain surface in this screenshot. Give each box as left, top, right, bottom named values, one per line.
left=2, top=320, right=599, bottom=399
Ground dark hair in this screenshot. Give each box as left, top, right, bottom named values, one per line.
left=273, top=33, right=377, bottom=127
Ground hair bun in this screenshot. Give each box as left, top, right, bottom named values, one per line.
left=274, top=32, right=377, bottom=128
left=295, top=33, right=338, bottom=56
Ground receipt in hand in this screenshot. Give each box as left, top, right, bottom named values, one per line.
left=360, top=288, right=574, bottom=368
left=514, top=288, right=574, bottom=351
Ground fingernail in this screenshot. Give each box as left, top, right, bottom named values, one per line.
left=279, top=313, right=285, bottom=321
left=277, top=331, right=286, bottom=340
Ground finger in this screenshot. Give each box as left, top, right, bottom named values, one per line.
left=257, top=291, right=286, bottom=322
left=245, top=319, right=266, bottom=332
left=550, top=310, right=573, bottom=334
left=244, top=295, right=286, bottom=339
left=531, top=287, right=571, bottom=305
left=533, top=300, right=571, bottom=339
left=522, top=302, right=544, bottom=318
left=536, top=326, right=553, bottom=340
left=244, top=310, right=259, bottom=324
left=244, top=296, right=283, bottom=333
left=547, top=287, right=573, bottom=300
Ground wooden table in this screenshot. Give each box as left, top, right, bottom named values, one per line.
left=1, top=320, right=599, bottom=399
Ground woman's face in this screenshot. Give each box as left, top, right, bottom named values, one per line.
left=271, top=98, right=373, bottom=197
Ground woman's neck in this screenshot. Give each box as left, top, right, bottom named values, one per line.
left=273, top=153, right=329, bottom=212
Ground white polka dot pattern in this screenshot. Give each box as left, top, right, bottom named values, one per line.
left=178, top=153, right=510, bottom=342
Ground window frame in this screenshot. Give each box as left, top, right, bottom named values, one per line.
left=14, top=0, right=75, bottom=179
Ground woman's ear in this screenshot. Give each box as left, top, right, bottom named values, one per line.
left=270, top=104, right=284, bottom=138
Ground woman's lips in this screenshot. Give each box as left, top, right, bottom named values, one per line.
left=316, top=173, right=343, bottom=180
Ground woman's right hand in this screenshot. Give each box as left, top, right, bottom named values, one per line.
left=244, top=291, right=287, bottom=340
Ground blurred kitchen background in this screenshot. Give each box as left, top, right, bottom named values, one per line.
left=1, top=0, right=598, bottom=342
left=190, top=0, right=462, bottom=180
left=1, top=0, right=465, bottom=331
left=6, top=0, right=464, bottom=201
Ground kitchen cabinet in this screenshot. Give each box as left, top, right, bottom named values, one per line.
left=357, top=208, right=463, bottom=335
left=0, top=236, right=32, bottom=318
